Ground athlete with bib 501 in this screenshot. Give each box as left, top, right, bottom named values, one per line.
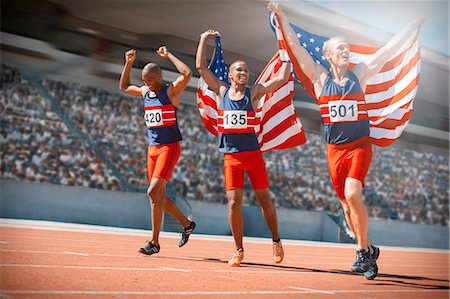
left=269, top=3, right=425, bottom=279
left=120, top=46, right=196, bottom=255
left=196, top=30, right=290, bottom=267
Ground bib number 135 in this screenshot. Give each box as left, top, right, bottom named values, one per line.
left=329, top=100, right=358, bottom=122
left=223, top=111, right=247, bottom=129
left=144, top=109, right=163, bottom=127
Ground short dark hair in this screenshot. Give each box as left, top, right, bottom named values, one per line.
left=142, top=63, right=161, bottom=75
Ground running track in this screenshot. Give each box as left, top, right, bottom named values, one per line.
left=0, top=219, right=448, bottom=299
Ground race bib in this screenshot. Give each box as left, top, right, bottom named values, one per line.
left=144, top=109, right=163, bottom=127
left=328, top=100, right=358, bottom=122
left=223, top=110, right=248, bottom=129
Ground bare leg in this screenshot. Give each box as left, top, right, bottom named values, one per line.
left=344, top=177, right=369, bottom=249
left=340, top=199, right=357, bottom=235
left=162, top=188, right=191, bottom=228
left=226, top=188, right=244, bottom=249
left=147, top=178, right=166, bottom=246
left=254, top=188, right=280, bottom=240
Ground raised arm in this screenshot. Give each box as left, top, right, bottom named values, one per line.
left=157, top=46, right=192, bottom=107
left=119, top=49, right=143, bottom=97
left=353, top=16, right=425, bottom=87
left=268, top=2, right=326, bottom=85
left=251, top=60, right=290, bottom=103
left=196, top=30, right=227, bottom=96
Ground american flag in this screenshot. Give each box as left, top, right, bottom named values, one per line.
left=269, top=12, right=421, bottom=147
left=196, top=36, right=306, bottom=152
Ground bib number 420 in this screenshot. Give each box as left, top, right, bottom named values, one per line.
left=329, top=100, right=358, bottom=122
left=144, top=109, right=163, bottom=127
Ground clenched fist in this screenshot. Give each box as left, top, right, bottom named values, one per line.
left=125, top=49, right=136, bottom=63
left=156, top=46, right=170, bottom=58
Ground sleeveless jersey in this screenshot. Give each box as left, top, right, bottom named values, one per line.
left=318, top=71, right=370, bottom=145
left=143, top=84, right=182, bottom=146
left=217, top=87, right=259, bottom=153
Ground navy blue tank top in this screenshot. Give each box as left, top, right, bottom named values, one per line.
left=143, top=84, right=182, bottom=146
left=217, top=87, right=260, bottom=153
left=318, top=71, right=370, bottom=145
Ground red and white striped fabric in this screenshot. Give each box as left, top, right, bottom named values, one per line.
left=271, top=12, right=421, bottom=147
left=254, top=52, right=306, bottom=151
left=196, top=39, right=306, bottom=152
left=350, top=33, right=420, bottom=146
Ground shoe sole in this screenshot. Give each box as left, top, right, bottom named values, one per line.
left=274, top=257, right=283, bottom=264
left=178, top=233, right=192, bottom=248
left=138, top=249, right=159, bottom=255
left=351, top=265, right=369, bottom=273
left=364, top=263, right=378, bottom=280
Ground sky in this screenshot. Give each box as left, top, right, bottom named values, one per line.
left=312, top=0, right=449, bottom=56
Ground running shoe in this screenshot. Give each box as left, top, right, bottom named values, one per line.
left=138, top=241, right=160, bottom=255
left=273, top=241, right=284, bottom=264
left=179, top=221, right=196, bottom=247
left=228, top=248, right=244, bottom=267
left=364, top=245, right=380, bottom=280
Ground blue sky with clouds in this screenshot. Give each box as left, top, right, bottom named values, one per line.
left=312, top=0, right=449, bottom=56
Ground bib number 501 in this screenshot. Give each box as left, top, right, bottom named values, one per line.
left=329, top=100, right=358, bottom=122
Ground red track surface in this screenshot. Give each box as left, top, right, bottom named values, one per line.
left=0, top=219, right=448, bottom=299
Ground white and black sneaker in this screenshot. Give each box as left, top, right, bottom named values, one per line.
left=179, top=221, right=196, bottom=247
left=138, top=241, right=160, bottom=255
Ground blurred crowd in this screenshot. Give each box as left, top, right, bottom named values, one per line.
left=0, top=64, right=120, bottom=190
left=1, top=64, right=448, bottom=226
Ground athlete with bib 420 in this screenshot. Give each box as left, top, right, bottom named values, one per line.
left=120, top=46, right=196, bottom=255
left=196, top=30, right=290, bottom=267
left=269, top=2, right=425, bottom=279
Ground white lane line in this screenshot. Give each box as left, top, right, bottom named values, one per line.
left=288, top=286, right=336, bottom=294
left=0, top=289, right=448, bottom=295
left=1, top=264, right=448, bottom=277
left=216, top=275, right=252, bottom=283
left=0, top=263, right=312, bottom=274
left=2, top=264, right=192, bottom=273
left=63, top=252, right=90, bottom=256
left=159, top=267, right=191, bottom=272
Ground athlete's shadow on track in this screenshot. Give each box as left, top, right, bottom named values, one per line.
left=198, top=257, right=450, bottom=290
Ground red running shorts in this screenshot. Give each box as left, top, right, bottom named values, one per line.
left=326, top=136, right=372, bottom=200
left=223, top=149, right=269, bottom=191
left=147, top=141, right=180, bottom=182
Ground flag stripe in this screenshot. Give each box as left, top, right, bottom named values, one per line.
left=260, top=123, right=306, bottom=151
left=372, top=110, right=413, bottom=129
left=366, top=41, right=419, bottom=84
left=257, top=103, right=298, bottom=140
left=260, top=113, right=302, bottom=144
left=366, top=82, right=418, bottom=114
left=365, top=51, right=420, bottom=94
